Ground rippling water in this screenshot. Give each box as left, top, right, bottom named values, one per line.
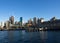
left=0, top=30, right=60, bottom=43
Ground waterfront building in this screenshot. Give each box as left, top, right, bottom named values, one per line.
left=19, top=17, right=23, bottom=27
left=0, top=22, right=3, bottom=27
left=40, top=18, right=44, bottom=23
left=37, top=18, right=40, bottom=26
left=28, top=19, right=32, bottom=24
left=9, top=16, right=14, bottom=24
left=37, top=18, right=40, bottom=24
left=15, top=21, right=19, bottom=28
left=0, top=22, right=4, bottom=29
left=39, top=17, right=60, bottom=30
left=15, top=21, right=18, bottom=25
left=50, top=17, right=56, bottom=21
left=33, top=17, right=37, bottom=26
left=4, top=21, right=10, bottom=29
left=27, top=19, right=32, bottom=27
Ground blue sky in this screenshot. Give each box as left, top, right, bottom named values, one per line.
left=0, top=0, right=60, bottom=22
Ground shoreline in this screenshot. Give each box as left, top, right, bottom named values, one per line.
left=0, top=28, right=60, bottom=31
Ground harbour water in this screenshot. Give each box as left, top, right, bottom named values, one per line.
left=0, top=30, right=60, bottom=43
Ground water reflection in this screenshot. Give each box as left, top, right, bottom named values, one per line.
left=39, top=31, right=48, bottom=40
left=39, top=31, right=48, bottom=43
left=8, top=30, right=26, bottom=43
left=0, top=31, right=60, bottom=43
left=8, top=31, right=14, bottom=43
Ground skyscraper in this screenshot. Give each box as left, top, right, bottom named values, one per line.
left=33, top=17, right=37, bottom=26
left=4, top=21, right=10, bottom=29
left=20, top=17, right=23, bottom=27
left=28, top=18, right=32, bottom=24
left=37, top=18, right=40, bottom=24
left=9, top=16, right=14, bottom=24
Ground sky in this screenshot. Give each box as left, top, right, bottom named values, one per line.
left=0, top=0, right=60, bottom=23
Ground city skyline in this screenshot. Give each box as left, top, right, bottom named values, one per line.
left=0, top=0, right=60, bottom=43
left=0, top=16, right=58, bottom=26
left=0, top=0, right=60, bottom=22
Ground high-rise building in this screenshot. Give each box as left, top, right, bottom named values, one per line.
left=28, top=19, right=32, bottom=24
left=0, top=22, right=4, bottom=29
left=9, top=16, right=14, bottom=24
left=33, top=17, right=37, bottom=26
left=15, top=21, right=18, bottom=25
left=37, top=18, right=40, bottom=24
left=4, top=21, right=10, bottom=29
left=20, top=17, right=23, bottom=27
left=27, top=19, right=32, bottom=27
